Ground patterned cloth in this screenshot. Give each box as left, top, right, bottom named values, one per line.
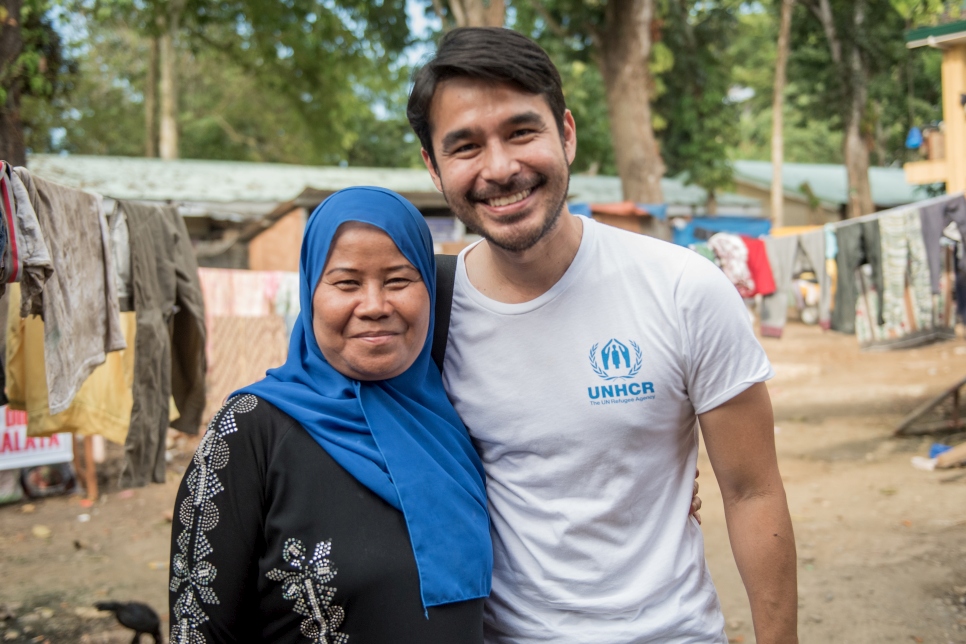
left=197, top=268, right=297, bottom=423
left=202, top=316, right=288, bottom=422
left=878, top=207, right=933, bottom=332
left=854, top=210, right=955, bottom=350
left=708, top=233, right=755, bottom=298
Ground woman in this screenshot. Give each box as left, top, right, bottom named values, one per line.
left=168, top=187, right=492, bottom=643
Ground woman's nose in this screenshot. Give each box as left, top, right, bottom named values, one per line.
left=355, top=283, right=392, bottom=318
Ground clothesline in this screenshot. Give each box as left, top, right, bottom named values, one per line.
left=827, top=192, right=966, bottom=228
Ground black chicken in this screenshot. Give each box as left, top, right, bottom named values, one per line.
left=94, top=601, right=162, bottom=644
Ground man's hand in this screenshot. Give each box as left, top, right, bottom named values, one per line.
left=699, top=382, right=798, bottom=644
left=690, top=468, right=702, bottom=525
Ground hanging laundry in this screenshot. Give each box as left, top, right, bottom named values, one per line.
left=741, top=236, right=777, bottom=297
left=831, top=221, right=881, bottom=334
left=823, top=223, right=839, bottom=318
left=878, top=207, right=933, bottom=333
left=760, top=236, right=800, bottom=338
left=798, top=229, right=831, bottom=329
left=109, top=205, right=133, bottom=312
left=919, top=195, right=966, bottom=294
left=5, top=283, right=137, bottom=444
left=119, top=201, right=206, bottom=487
left=273, top=271, right=300, bottom=341
left=0, top=163, right=52, bottom=307
left=198, top=268, right=292, bottom=422
left=12, top=167, right=124, bottom=415
left=855, top=242, right=956, bottom=350
left=708, top=233, right=756, bottom=298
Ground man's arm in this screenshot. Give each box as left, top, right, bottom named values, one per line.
left=699, top=381, right=798, bottom=643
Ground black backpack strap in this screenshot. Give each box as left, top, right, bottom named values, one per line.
left=432, top=253, right=458, bottom=374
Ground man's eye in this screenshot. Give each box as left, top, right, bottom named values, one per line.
left=511, top=129, right=536, bottom=138
left=453, top=143, right=477, bottom=154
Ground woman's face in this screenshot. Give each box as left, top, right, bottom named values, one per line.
left=313, top=222, right=431, bottom=381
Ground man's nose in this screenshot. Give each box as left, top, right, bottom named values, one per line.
left=480, top=141, right=521, bottom=184
left=356, top=283, right=392, bottom=318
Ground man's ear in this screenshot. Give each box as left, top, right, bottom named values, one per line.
left=562, top=109, right=577, bottom=166
left=421, top=149, right=444, bottom=193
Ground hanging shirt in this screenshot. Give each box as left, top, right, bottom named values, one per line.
left=11, top=168, right=124, bottom=415
left=443, top=217, right=774, bottom=643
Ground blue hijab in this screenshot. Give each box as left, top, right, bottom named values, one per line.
left=236, top=187, right=492, bottom=609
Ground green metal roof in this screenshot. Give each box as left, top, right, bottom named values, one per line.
left=905, top=19, right=966, bottom=47
left=732, top=160, right=931, bottom=208
left=25, top=154, right=761, bottom=218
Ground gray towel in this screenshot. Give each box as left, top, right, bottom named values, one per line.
left=4, top=167, right=52, bottom=315
left=13, top=167, right=125, bottom=415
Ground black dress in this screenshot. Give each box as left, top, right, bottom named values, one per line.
left=168, top=394, right=484, bottom=643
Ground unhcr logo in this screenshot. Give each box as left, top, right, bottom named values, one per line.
left=587, top=339, right=655, bottom=405
left=589, top=339, right=642, bottom=380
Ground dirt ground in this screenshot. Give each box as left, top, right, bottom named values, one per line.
left=1, top=322, right=965, bottom=643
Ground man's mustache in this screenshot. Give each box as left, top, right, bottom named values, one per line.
left=466, top=175, right=547, bottom=202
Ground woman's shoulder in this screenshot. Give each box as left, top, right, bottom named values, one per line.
left=203, top=394, right=302, bottom=450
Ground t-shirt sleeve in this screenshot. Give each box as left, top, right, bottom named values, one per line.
left=676, top=252, right=774, bottom=415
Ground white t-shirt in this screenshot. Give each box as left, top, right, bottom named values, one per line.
left=442, top=216, right=774, bottom=643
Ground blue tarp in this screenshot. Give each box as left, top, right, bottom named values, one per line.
left=567, top=202, right=769, bottom=246
left=568, top=202, right=669, bottom=220
left=672, top=216, right=771, bottom=247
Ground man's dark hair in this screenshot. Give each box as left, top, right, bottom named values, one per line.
left=407, top=27, right=567, bottom=170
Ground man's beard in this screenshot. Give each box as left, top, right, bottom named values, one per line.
left=444, top=168, right=571, bottom=253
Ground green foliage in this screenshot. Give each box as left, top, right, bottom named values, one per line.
left=1, top=0, right=73, bottom=107
left=22, top=0, right=421, bottom=166
left=654, top=1, right=741, bottom=193
left=727, top=0, right=942, bottom=169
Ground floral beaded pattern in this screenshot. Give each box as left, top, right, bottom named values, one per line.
left=266, top=538, right=349, bottom=644
left=170, top=395, right=259, bottom=644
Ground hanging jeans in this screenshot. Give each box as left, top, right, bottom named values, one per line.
left=760, top=235, right=800, bottom=338
left=832, top=221, right=882, bottom=334
left=878, top=208, right=933, bottom=333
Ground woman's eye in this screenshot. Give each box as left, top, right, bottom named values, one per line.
left=386, top=278, right=412, bottom=288
left=334, top=280, right=359, bottom=289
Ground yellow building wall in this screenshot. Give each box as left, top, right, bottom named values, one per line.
left=248, top=208, right=306, bottom=272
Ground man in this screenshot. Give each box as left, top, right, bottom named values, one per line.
left=407, top=27, right=798, bottom=643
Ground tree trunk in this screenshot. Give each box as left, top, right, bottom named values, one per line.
left=770, top=0, right=794, bottom=228
left=448, top=0, right=505, bottom=27
left=597, top=0, right=668, bottom=238
left=844, top=95, right=873, bottom=217
left=159, top=0, right=185, bottom=160
left=0, top=0, right=25, bottom=167
left=145, top=35, right=159, bottom=157
left=844, top=0, right=873, bottom=217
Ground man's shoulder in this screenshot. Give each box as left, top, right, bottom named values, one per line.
left=586, top=218, right=697, bottom=272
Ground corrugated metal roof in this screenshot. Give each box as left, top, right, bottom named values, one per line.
left=732, top=160, right=931, bottom=208
left=25, top=154, right=761, bottom=216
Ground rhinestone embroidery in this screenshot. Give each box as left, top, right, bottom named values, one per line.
left=170, top=395, right=258, bottom=644
left=266, top=538, right=348, bottom=644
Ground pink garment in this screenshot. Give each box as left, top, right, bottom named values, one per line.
left=708, top=233, right=756, bottom=298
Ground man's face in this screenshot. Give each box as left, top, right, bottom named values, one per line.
left=422, top=78, right=577, bottom=253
